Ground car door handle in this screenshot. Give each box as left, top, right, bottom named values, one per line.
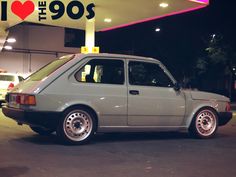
left=129, top=90, right=139, bottom=95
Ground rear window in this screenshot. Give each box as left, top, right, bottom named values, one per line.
left=0, top=75, right=14, bottom=81
left=27, top=55, right=75, bottom=81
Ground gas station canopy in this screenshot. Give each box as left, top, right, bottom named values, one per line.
left=1, top=0, right=209, bottom=31
left=0, top=0, right=209, bottom=51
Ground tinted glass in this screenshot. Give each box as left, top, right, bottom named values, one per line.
left=75, top=59, right=124, bottom=85
left=129, top=61, right=174, bottom=87
left=27, top=55, right=74, bottom=81
left=18, top=76, right=24, bottom=82
left=0, top=75, right=14, bottom=81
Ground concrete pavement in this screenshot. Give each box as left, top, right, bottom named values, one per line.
left=0, top=109, right=236, bottom=177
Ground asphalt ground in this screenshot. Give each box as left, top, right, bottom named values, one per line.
left=0, top=109, right=236, bottom=177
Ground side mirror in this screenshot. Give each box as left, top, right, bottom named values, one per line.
left=174, top=83, right=181, bottom=91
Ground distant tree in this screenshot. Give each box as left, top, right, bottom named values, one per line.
left=195, top=34, right=235, bottom=98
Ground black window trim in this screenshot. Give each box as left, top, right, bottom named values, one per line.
left=127, top=60, right=175, bottom=88
left=74, top=57, right=126, bottom=86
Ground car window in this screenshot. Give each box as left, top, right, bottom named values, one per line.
left=18, top=76, right=24, bottom=82
left=27, top=55, right=75, bottom=81
left=0, top=75, right=14, bottom=81
left=75, top=59, right=124, bottom=85
left=129, top=61, right=174, bottom=87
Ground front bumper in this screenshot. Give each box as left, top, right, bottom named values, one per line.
left=2, top=106, right=61, bottom=129
left=218, top=112, right=233, bottom=126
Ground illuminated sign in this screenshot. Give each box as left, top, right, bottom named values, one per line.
left=81, top=46, right=100, bottom=54
left=92, top=47, right=100, bottom=54
left=81, top=46, right=89, bottom=54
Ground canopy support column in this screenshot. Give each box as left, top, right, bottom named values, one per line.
left=85, top=19, right=95, bottom=53
left=0, top=27, right=8, bottom=51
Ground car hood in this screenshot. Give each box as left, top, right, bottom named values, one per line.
left=184, top=90, right=230, bottom=102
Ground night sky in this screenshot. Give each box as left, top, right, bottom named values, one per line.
left=97, top=0, right=236, bottom=80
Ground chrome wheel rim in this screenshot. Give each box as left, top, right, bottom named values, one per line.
left=196, top=110, right=217, bottom=137
left=64, top=110, right=92, bottom=141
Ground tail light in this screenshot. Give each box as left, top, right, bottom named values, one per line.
left=225, top=102, right=231, bottom=112
left=13, top=94, right=36, bottom=106
left=7, top=83, right=15, bottom=91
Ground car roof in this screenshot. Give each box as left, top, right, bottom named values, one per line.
left=74, top=53, right=161, bottom=63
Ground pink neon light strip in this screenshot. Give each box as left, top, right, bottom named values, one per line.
left=100, top=2, right=208, bottom=32
left=188, top=0, right=209, bottom=4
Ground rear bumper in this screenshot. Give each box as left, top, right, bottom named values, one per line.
left=2, top=106, right=61, bottom=129
left=218, top=112, right=233, bottom=126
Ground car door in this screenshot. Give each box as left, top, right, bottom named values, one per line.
left=73, top=58, right=128, bottom=127
left=127, top=60, right=186, bottom=127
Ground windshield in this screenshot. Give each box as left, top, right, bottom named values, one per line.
left=27, top=55, right=75, bottom=81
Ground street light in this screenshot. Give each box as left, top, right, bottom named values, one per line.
left=155, top=28, right=161, bottom=32
left=211, top=34, right=216, bottom=43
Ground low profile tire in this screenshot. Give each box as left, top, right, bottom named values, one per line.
left=56, top=107, right=96, bottom=145
left=189, top=108, right=218, bottom=139
left=30, top=126, right=55, bottom=136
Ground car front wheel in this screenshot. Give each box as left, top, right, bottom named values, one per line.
left=189, top=108, right=218, bottom=139
left=56, top=108, right=96, bottom=144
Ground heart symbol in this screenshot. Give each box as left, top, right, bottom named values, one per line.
left=11, top=0, right=35, bottom=20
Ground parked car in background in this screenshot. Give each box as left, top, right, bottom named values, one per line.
left=2, top=54, right=233, bottom=144
left=0, top=69, right=7, bottom=73
left=0, top=73, right=24, bottom=105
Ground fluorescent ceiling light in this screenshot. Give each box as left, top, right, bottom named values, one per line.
left=7, top=38, right=16, bottom=43
left=159, top=3, right=169, bottom=8
left=104, top=18, right=112, bottom=23
left=4, top=46, right=13, bottom=50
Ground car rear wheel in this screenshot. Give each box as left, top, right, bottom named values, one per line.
left=189, top=108, right=218, bottom=139
left=56, top=107, right=96, bottom=144
left=30, top=126, right=55, bottom=136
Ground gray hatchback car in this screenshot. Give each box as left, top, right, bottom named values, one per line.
left=2, top=53, right=233, bottom=144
